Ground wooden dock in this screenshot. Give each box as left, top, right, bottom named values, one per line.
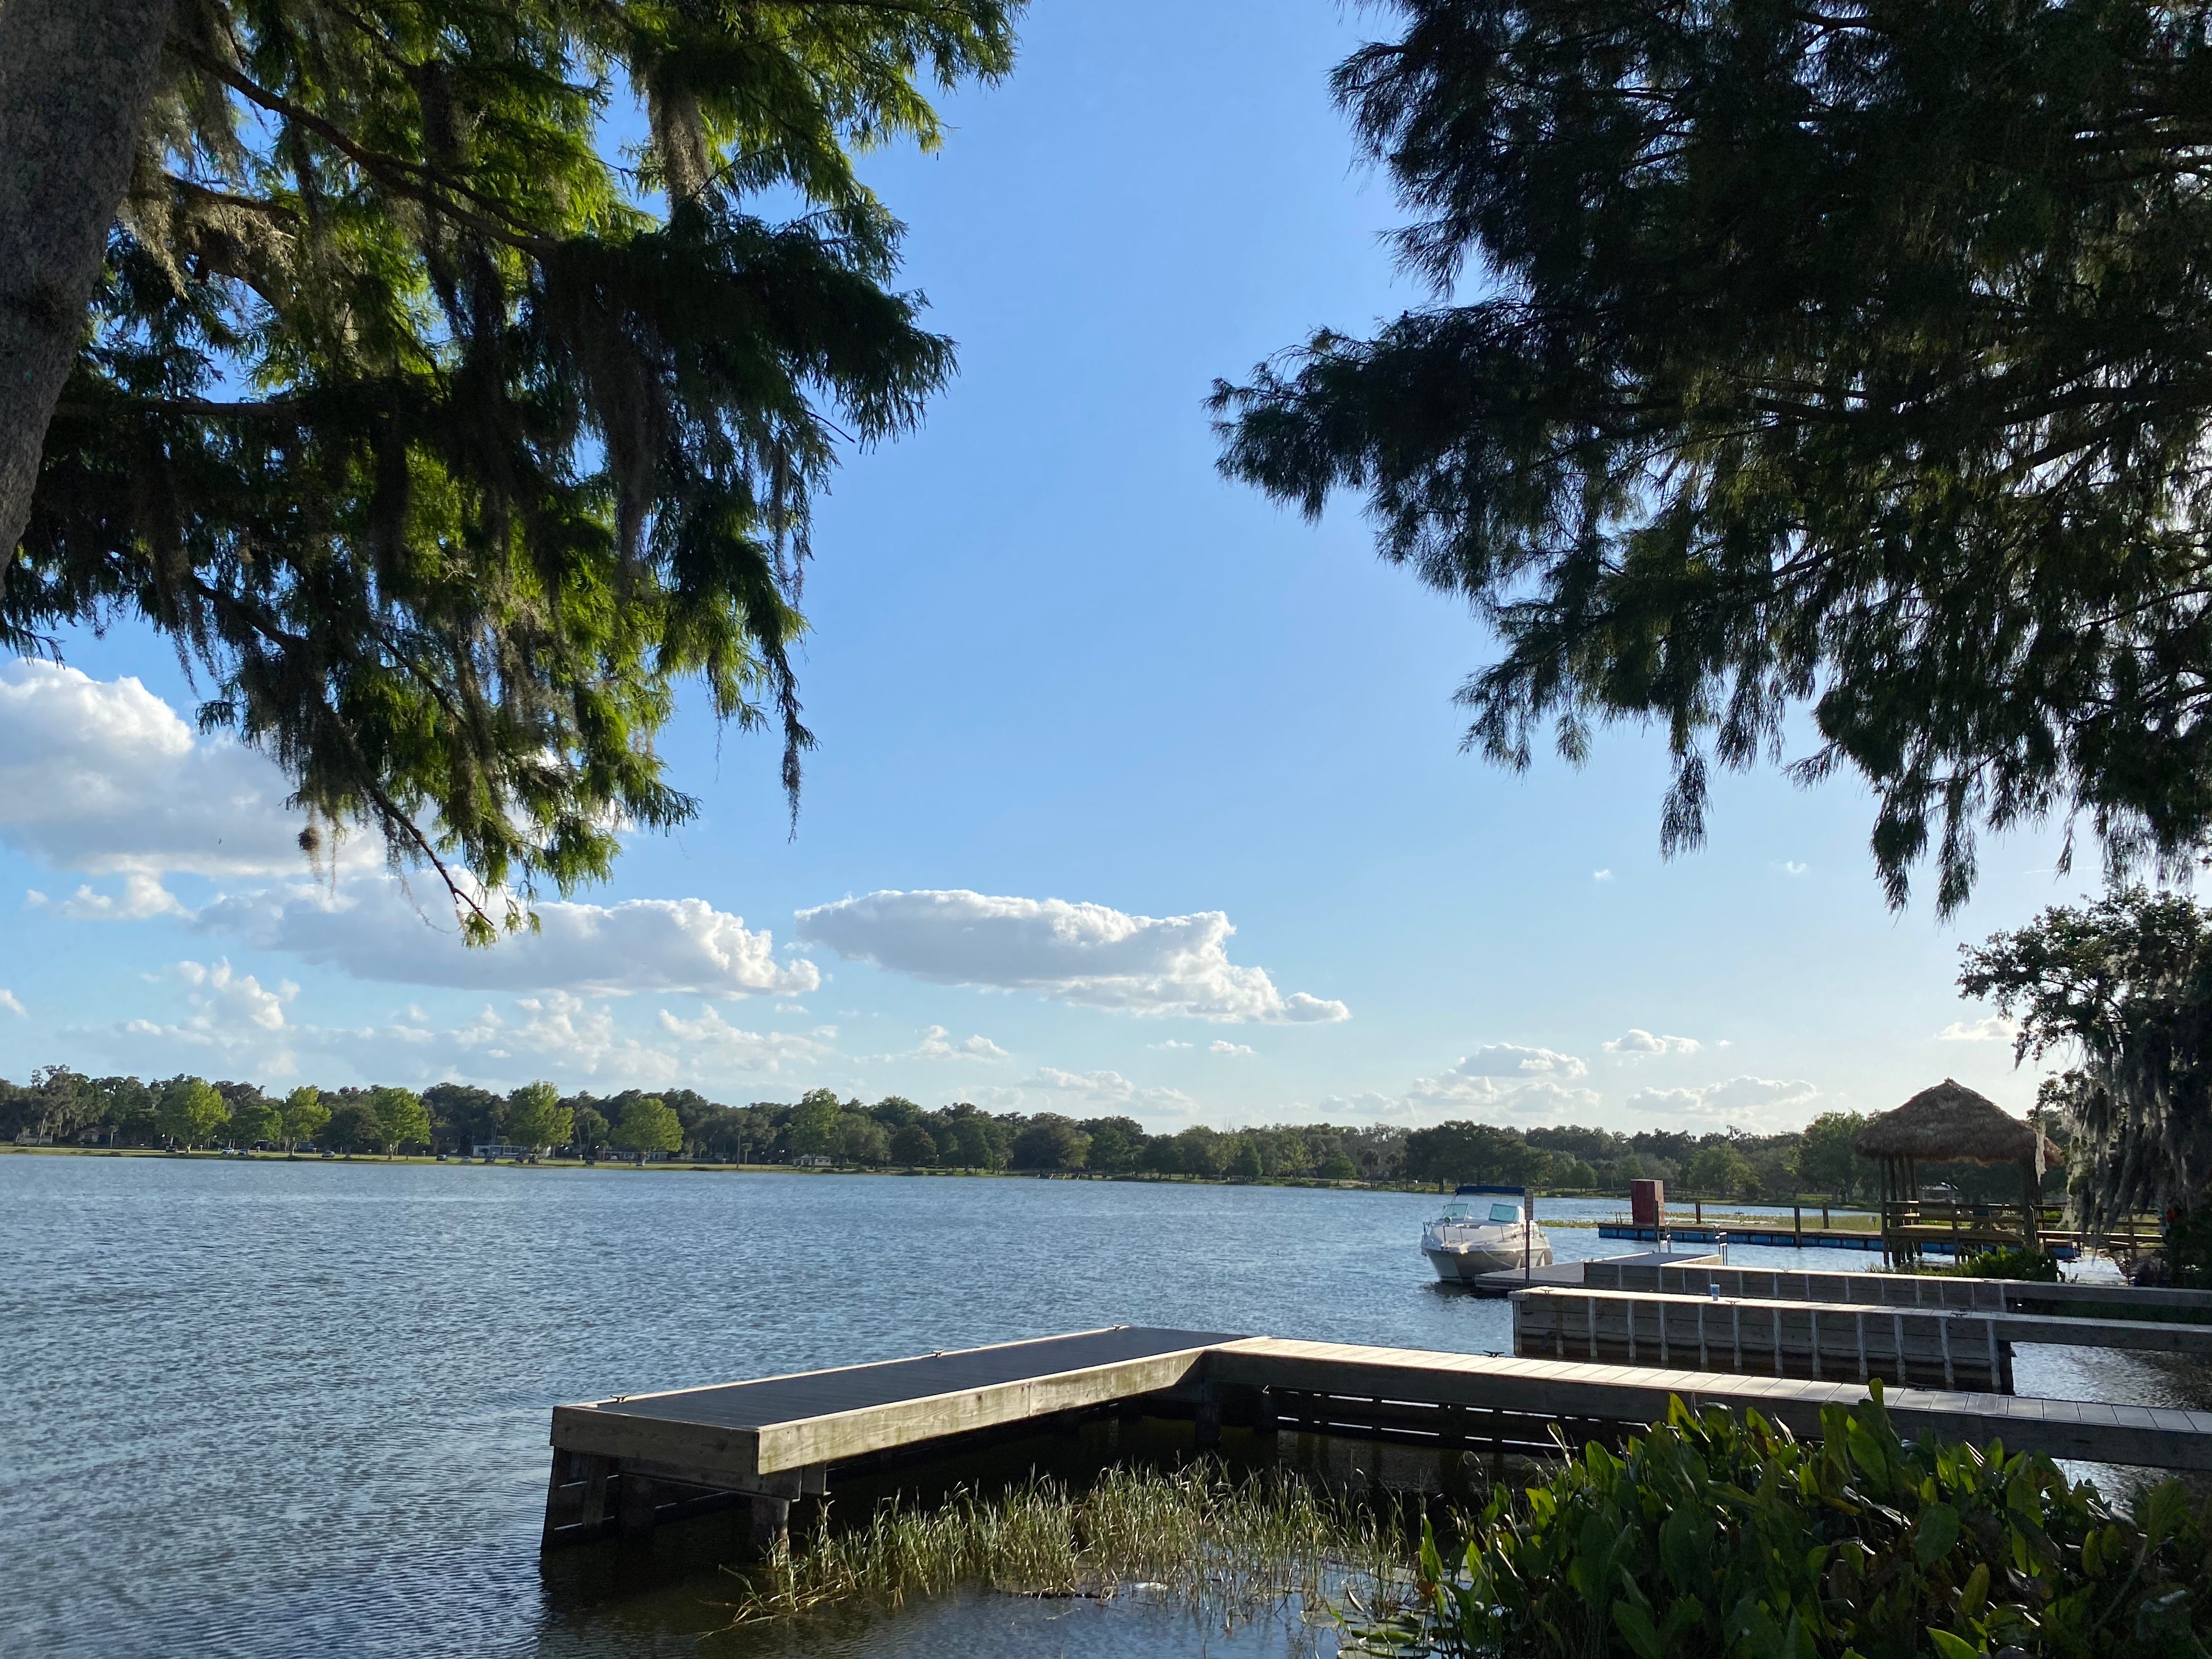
left=1464, top=1249, right=1718, bottom=1297
left=1582, top=1259, right=2212, bottom=1318
left=1512, top=1283, right=2212, bottom=1391
left=542, top=1325, right=2212, bottom=1549
left=542, top=1326, right=1234, bottom=1549
left=1594, top=1222, right=2085, bottom=1259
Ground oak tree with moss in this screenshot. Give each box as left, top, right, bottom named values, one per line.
left=1, top=0, right=1017, bottom=938
left=1217, top=0, right=2212, bottom=911
left=1963, top=888, right=2212, bottom=1235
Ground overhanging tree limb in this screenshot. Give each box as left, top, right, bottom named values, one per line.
left=8, top=0, right=1018, bottom=931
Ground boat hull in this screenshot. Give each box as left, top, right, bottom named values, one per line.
left=1426, top=1237, right=1555, bottom=1282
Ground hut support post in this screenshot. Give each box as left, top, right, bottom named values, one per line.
left=1857, top=1081, right=2055, bottom=1272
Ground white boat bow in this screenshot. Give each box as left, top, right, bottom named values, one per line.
left=1421, top=1192, right=1554, bottom=1282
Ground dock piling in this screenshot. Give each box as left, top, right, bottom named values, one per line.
left=616, top=1473, right=658, bottom=1539
left=1193, top=1391, right=1223, bottom=1449
left=748, top=1494, right=791, bottom=1555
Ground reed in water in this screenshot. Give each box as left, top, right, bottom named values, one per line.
left=718, top=1461, right=1420, bottom=1630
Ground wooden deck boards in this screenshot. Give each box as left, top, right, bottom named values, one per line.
left=1584, top=1260, right=2212, bottom=1318
left=1518, top=1284, right=2212, bottom=1358
left=544, top=1326, right=2212, bottom=1548
left=552, top=1325, right=1235, bottom=1478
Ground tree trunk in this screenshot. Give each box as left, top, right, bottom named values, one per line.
left=0, top=0, right=177, bottom=585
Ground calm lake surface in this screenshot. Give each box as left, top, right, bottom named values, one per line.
left=5, top=1155, right=2199, bottom=1658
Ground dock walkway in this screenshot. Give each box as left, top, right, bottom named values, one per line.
left=1511, top=1284, right=2212, bottom=1392
left=543, top=1327, right=1231, bottom=1548
left=542, top=1327, right=2212, bottom=1550
left=1582, top=1259, right=2212, bottom=1318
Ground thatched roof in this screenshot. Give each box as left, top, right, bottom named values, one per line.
left=1854, top=1080, right=2059, bottom=1172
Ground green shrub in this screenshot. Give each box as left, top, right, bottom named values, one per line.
left=1370, top=1387, right=2211, bottom=1658
left=1946, top=1245, right=2064, bottom=1282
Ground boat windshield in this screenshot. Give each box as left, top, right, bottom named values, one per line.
left=1431, top=1201, right=1527, bottom=1227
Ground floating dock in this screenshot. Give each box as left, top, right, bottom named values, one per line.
left=1460, top=1248, right=1718, bottom=1297
left=1582, top=1259, right=2212, bottom=1318
left=1594, top=1222, right=2084, bottom=1259
left=543, top=1324, right=2212, bottom=1549
left=1511, top=1283, right=2212, bottom=1391
left=543, top=1327, right=1235, bottom=1549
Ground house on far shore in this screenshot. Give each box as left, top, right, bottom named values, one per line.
left=794, top=1153, right=833, bottom=1169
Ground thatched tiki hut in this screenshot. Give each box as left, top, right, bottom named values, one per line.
left=1855, top=1081, right=2060, bottom=1267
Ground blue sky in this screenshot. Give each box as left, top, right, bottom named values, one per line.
left=0, top=1, right=2090, bottom=1130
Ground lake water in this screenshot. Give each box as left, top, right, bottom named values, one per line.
left=4, top=1155, right=2200, bottom=1658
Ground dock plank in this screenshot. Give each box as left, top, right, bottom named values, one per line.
left=554, top=1327, right=1236, bottom=1477
left=546, top=1325, right=2212, bottom=1543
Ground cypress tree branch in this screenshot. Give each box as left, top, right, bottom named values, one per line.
left=168, top=40, right=553, bottom=252
left=11, top=0, right=1020, bottom=930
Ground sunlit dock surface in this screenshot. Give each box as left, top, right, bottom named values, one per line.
left=543, top=1324, right=2212, bottom=1550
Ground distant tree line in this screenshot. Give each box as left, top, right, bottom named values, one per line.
left=1398, top=1115, right=2067, bottom=1204
left=0, top=1066, right=2066, bottom=1198
left=0, top=1069, right=1412, bottom=1178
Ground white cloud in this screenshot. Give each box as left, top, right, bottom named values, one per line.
left=793, top=889, right=1350, bottom=1024
left=1603, top=1028, right=1701, bottom=1056
left=196, top=880, right=817, bottom=999
left=1149, top=1040, right=1195, bottom=1050
left=93, top=963, right=839, bottom=1087
left=1773, top=861, right=1809, bottom=877
left=27, top=872, right=192, bottom=921
left=1313, top=1048, right=1600, bottom=1124
left=1452, top=1043, right=1588, bottom=1080
left=0, top=662, right=814, bottom=1005
left=864, top=1024, right=1009, bottom=1064
left=0, top=659, right=317, bottom=882
left=0, top=989, right=23, bottom=1018
left=1626, top=1074, right=1820, bottom=1128
left=919, top=1025, right=1009, bottom=1061
left=1028, top=1066, right=1134, bottom=1096
left=176, top=958, right=294, bottom=1031
left=436, top=992, right=679, bottom=1078
left=654, top=1005, right=838, bottom=1074
left=1937, top=1015, right=2017, bottom=1043
left=1593, top=869, right=1613, bottom=883
left=1020, top=1066, right=1198, bottom=1114
left=1209, top=1040, right=1254, bottom=1057
left=115, top=959, right=302, bottom=1066
left=1401, top=1073, right=1599, bottom=1121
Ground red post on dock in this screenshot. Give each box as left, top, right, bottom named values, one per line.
left=1630, top=1178, right=1664, bottom=1229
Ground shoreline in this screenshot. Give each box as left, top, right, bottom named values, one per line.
left=0, top=1142, right=1883, bottom=1215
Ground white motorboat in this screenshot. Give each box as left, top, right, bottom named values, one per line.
left=1422, top=1186, right=1554, bottom=1283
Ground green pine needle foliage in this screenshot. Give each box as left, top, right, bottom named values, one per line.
left=9, top=0, right=1018, bottom=938
left=1214, top=0, right=2212, bottom=914
left=1363, top=1387, right=2212, bottom=1658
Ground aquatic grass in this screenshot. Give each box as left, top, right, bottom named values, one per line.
left=716, top=1460, right=1422, bottom=1632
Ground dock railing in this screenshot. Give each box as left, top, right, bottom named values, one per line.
left=1878, top=1198, right=2161, bottom=1266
